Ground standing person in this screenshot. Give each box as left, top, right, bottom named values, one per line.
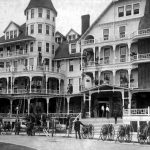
left=106, top=105, right=110, bottom=119
left=74, top=118, right=84, bottom=139
left=101, top=105, right=104, bottom=118
left=0, top=122, right=2, bottom=135
left=114, top=112, right=117, bottom=124
left=66, top=115, right=71, bottom=137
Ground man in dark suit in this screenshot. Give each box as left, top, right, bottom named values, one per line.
left=74, top=118, right=84, bottom=139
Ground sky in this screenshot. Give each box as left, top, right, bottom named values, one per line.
left=0, top=0, right=112, bottom=36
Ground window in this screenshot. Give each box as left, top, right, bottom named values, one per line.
left=46, top=25, right=49, bottom=35
left=69, top=60, right=73, bottom=72
left=119, top=26, right=126, bottom=38
left=31, top=9, right=34, bottom=18
left=104, top=48, right=110, bottom=64
left=104, top=73, right=110, bottom=84
left=38, top=42, right=42, bottom=52
left=120, top=71, right=128, bottom=87
left=10, top=31, right=13, bottom=39
left=72, top=34, right=75, bottom=40
left=6, top=32, right=9, bottom=40
left=53, top=17, right=55, bottom=22
left=47, top=9, right=50, bottom=19
left=30, top=24, right=34, bottom=34
left=52, top=28, right=55, bottom=37
left=68, top=79, right=73, bottom=94
left=69, top=35, right=71, bottom=41
left=38, top=24, right=42, bottom=34
left=52, top=45, right=55, bottom=54
left=46, top=43, right=49, bottom=52
left=30, top=42, right=33, bottom=52
left=26, top=27, right=28, bottom=35
left=14, top=30, right=17, bottom=38
left=133, top=3, right=140, bottom=14
left=103, top=29, right=109, bottom=40
left=120, top=46, right=126, bottom=62
left=29, top=58, right=34, bottom=66
left=118, top=6, right=124, bottom=17
left=71, top=44, right=76, bottom=53
left=38, top=8, right=43, bottom=17
left=0, top=62, right=4, bottom=68
left=126, top=5, right=132, bottom=16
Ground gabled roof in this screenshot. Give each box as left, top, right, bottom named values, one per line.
left=54, top=42, right=81, bottom=60
left=66, top=28, right=80, bottom=37
left=79, top=1, right=113, bottom=40
left=3, top=21, right=20, bottom=33
left=0, top=23, right=35, bottom=45
left=24, top=0, right=57, bottom=15
left=55, top=31, right=65, bottom=38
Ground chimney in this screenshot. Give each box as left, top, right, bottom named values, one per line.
left=81, top=14, right=90, bottom=35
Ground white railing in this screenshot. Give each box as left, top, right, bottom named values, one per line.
left=131, top=28, right=150, bottom=38
left=124, top=108, right=149, bottom=116
left=81, top=39, right=95, bottom=45
left=48, top=113, right=80, bottom=118
left=131, top=53, right=150, bottom=62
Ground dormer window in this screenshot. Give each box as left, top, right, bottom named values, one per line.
left=14, top=30, right=17, bottom=38
left=47, top=9, right=50, bottom=19
left=73, top=34, right=75, bottom=40
left=71, top=44, right=76, bottom=53
left=10, top=31, right=13, bottom=39
left=6, top=32, right=9, bottom=40
left=31, top=9, right=34, bottom=18
left=38, top=8, right=43, bottom=18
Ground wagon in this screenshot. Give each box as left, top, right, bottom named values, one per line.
left=99, top=124, right=115, bottom=141
left=116, top=124, right=133, bottom=142
left=81, top=124, right=94, bottom=139
left=137, top=124, right=150, bottom=144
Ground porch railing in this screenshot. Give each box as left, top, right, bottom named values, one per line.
left=81, top=39, right=95, bottom=45
left=48, top=113, right=80, bottom=118
left=124, top=108, right=150, bottom=116
left=131, top=53, right=150, bottom=62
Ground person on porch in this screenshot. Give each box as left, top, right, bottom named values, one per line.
left=101, top=105, right=104, bottom=118
left=106, top=105, right=109, bottom=119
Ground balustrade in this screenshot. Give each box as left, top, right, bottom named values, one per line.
left=124, top=108, right=149, bottom=116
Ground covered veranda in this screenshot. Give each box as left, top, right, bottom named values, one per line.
left=82, top=84, right=129, bottom=118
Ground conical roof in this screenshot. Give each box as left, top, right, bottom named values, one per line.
left=25, top=0, right=57, bottom=15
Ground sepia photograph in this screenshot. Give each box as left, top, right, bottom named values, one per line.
left=0, top=0, right=150, bottom=149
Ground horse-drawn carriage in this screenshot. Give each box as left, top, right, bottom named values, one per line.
left=137, top=124, right=150, bottom=144
left=116, top=124, right=133, bottom=142
left=81, top=124, right=94, bottom=139
left=99, top=124, right=115, bottom=141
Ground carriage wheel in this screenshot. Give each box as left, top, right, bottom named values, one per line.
left=125, top=125, right=133, bottom=142
left=108, top=126, right=115, bottom=141
left=88, top=125, right=94, bottom=139
left=118, top=135, right=125, bottom=142
left=81, top=128, right=88, bottom=139
left=100, top=129, right=107, bottom=141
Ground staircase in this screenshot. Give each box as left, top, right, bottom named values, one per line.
left=79, top=118, right=123, bottom=137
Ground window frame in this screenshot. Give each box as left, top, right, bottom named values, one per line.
left=120, top=45, right=127, bottom=62
left=52, top=45, right=55, bottom=54
left=38, top=42, right=42, bottom=52
left=69, top=60, right=73, bottom=72
left=119, top=26, right=126, bottom=38
left=46, top=43, right=49, bottom=53
left=46, top=25, right=50, bottom=35
left=133, top=3, right=140, bottom=15
left=31, top=9, right=34, bottom=18
left=38, top=24, right=42, bottom=34
left=103, top=29, right=109, bottom=41
left=10, top=31, right=13, bottom=39
left=118, top=6, right=124, bottom=17
left=6, top=32, right=9, bottom=40
left=126, top=5, right=132, bottom=16
left=38, top=8, right=43, bottom=18
left=14, top=30, right=17, bottom=38
left=47, top=9, right=50, bottom=19
left=30, top=42, right=33, bottom=52
left=71, top=43, right=76, bottom=53
left=30, top=24, right=34, bottom=34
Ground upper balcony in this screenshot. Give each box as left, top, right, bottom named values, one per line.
left=131, top=28, right=150, bottom=41
left=0, top=49, right=28, bottom=59
left=131, top=53, right=150, bottom=64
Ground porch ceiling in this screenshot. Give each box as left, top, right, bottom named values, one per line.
left=82, top=84, right=129, bottom=93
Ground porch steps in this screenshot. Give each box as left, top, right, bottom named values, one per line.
left=72, top=118, right=123, bottom=135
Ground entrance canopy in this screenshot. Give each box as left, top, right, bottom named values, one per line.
left=82, top=84, right=129, bottom=94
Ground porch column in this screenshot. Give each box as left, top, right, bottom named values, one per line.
left=113, top=70, right=116, bottom=86
left=11, top=76, right=13, bottom=94
left=59, top=79, right=61, bottom=94
left=46, top=98, right=49, bottom=115
left=27, top=98, right=31, bottom=115
left=67, top=97, right=70, bottom=114
left=93, top=47, right=95, bottom=64
left=46, top=77, right=48, bottom=94
left=29, top=76, right=32, bottom=93
left=99, top=47, right=101, bottom=64
left=121, top=90, right=125, bottom=116
left=128, top=42, right=131, bottom=62
left=7, top=77, right=9, bottom=94
left=89, top=93, right=91, bottom=118
left=113, top=44, right=116, bottom=64
left=98, top=70, right=101, bottom=85
left=10, top=100, right=13, bottom=117
left=128, top=91, right=132, bottom=116
left=128, top=69, right=131, bottom=88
